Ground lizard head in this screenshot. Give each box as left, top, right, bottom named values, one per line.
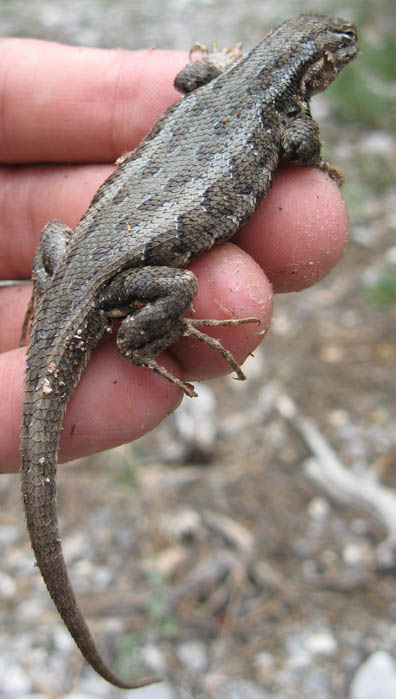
left=299, top=15, right=359, bottom=96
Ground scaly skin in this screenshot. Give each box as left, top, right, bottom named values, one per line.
left=21, top=14, right=358, bottom=689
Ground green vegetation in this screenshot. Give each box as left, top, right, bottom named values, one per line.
left=364, top=272, right=396, bottom=307
left=329, top=31, right=396, bottom=131
left=115, top=571, right=180, bottom=677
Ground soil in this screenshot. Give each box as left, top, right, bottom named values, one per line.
left=1, top=2, right=396, bottom=697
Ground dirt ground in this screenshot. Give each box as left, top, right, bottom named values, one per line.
left=1, top=1, right=396, bottom=697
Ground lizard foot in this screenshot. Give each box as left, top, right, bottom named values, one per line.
left=181, top=316, right=261, bottom=382
left=128, top=316, right=260, bottom=397
left=132, top=355, right=198, bottom=398
left=319, top=159, right=344, bottom=186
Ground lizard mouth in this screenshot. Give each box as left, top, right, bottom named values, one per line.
left=305, top=24, right=358, bottom=97
left=331, top=24, right=359, bottom=71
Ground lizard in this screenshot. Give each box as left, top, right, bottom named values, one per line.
left=20, top=14, right=358, bottom=689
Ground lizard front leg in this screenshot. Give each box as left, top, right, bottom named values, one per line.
left=174, top=41, right=243, bottom=94
left=99, top=266, right=259, bottom=397
left=282, top=109, right=344, bottom=185
left=20, top=219, right=73, bottom=344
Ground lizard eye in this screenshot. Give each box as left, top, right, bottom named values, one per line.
left=342, top=29, right=357, bottom=42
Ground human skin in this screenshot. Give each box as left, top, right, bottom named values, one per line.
left=0, top=39, right=349, bottom=472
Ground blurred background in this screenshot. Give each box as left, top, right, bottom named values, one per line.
left=1, top=0, right=396, bottom=697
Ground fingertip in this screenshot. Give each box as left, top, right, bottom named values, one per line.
left=0, top=39, right=187, bottom=163
left=59, top=339, right=182, bottom=461
left=0, top=347, right=25, bottom=472
left=171, top=243, right=273, bottom=381
left=235, top=165, right=349, bottom=293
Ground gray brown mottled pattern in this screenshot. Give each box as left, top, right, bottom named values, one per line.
left=20, top=14, right=358, bottom=689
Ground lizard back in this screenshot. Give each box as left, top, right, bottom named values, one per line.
left=20, top=14, right=358, bottom=689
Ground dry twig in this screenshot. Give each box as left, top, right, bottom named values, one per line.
left=276, top=394, right=396, bottom=568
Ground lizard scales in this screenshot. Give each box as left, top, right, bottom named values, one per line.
left=20, top=14, right=358, bottom=689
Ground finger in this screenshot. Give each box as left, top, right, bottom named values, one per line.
left=0, top=164, right=114, bottom=278
left=0, top=39, right=186, bottom=163
left=1, top=241, right=270, bottom=361
left=0, top=163, right=348, bottom=285
left=1, top=164, right=345, bottom=470
left=170, top=243, right=272, bottom=380
left=0, top=165, right=346, bottom=347
left=0, top=340, right=182, bottom=474
left=1, top=244, right=269, bottom=473
left=0, top=285, right=32, bottom=352
left=234, top=165, right=349, bottom=293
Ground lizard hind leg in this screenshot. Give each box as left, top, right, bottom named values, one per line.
left=120, top=315, right=261, bottom=397
left=100, top=265, right=200, bottom=395
left=20, top=220, right=73, bottom=344
left=99, top=266, right=260, bottom=397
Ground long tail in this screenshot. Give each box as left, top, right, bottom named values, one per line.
left=21, top=370, right=158, bottom=689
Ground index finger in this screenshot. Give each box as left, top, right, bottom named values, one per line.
left=0, top=38, right=186, bottom=163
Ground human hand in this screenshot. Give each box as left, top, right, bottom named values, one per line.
left=0, top=38, right=349, bottom=472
